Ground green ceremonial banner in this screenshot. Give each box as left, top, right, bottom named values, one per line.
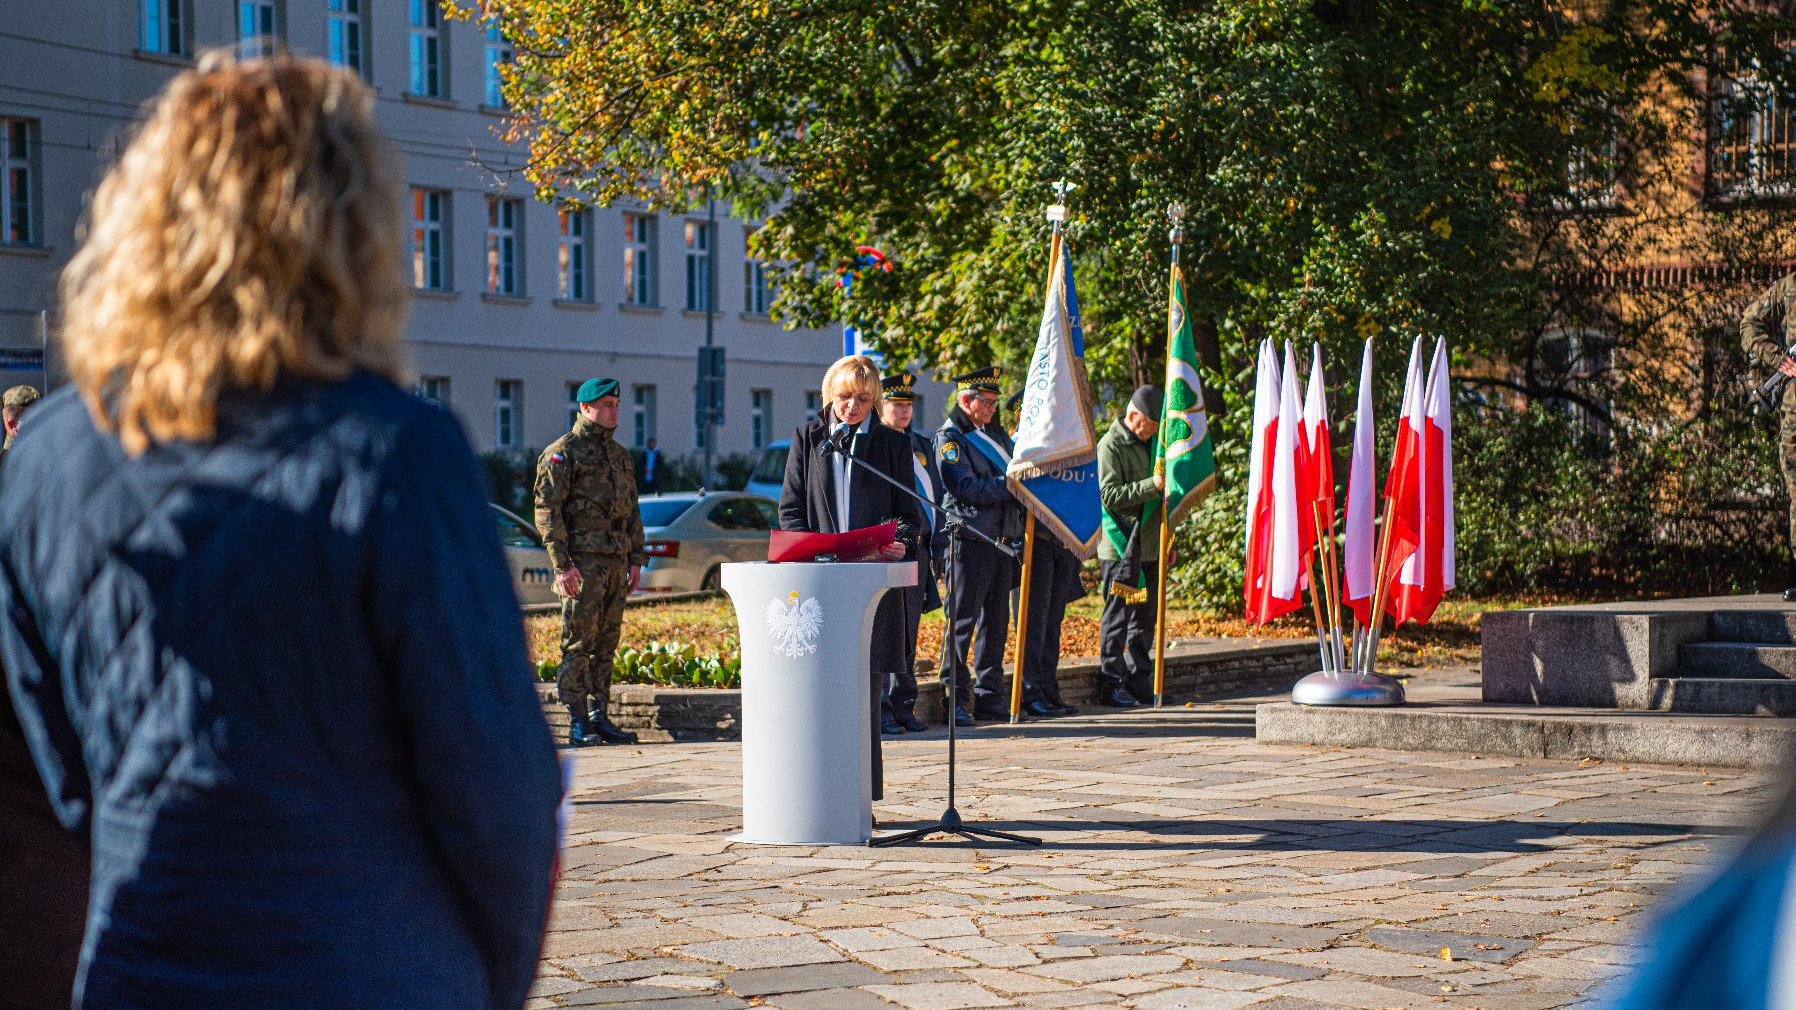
left=1148, top=263, right=1218, bottom=533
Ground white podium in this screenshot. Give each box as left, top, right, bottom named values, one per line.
left=721, top=560, right=917, bottom=845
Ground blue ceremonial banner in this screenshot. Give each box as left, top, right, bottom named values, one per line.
left=1008, top=235, right=1103, bottom=558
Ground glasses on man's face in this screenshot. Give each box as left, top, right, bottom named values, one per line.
left=973, top=394, right=999, bottom=407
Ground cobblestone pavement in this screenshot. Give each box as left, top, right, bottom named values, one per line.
left=534, top=675, right=1778, bottom=1010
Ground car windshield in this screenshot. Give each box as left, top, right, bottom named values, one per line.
left=749, top=445, right=788, bottom=485
left=639, top=499, right=694, bottom=528
left=493, top=509, right=541, bottom=549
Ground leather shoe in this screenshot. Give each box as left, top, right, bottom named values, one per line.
left=1785, top=587, right=1796, bottom=603
left=590, top=716, right=639, bottom=745
left=567, top=716, right=601, bottom=747
left=1045, top=700, right=1078, bottom=717
left=952, top=703, right=975, bottom=728
left=896, top=710, right=928, bottom=733
left=1097, top=686, right=1141, bottom=708
left=881, top=714, right=905, bottom=736
left=1022, top=699, right=1060, bottom=718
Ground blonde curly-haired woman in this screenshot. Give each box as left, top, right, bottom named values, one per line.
left=0, top=51, right=560, bottom=1009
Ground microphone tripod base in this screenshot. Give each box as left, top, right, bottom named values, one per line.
left=868, top=805, right=1042, bottom=848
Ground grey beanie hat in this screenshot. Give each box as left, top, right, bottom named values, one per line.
left=1129, top=384, right=1163, bottom=419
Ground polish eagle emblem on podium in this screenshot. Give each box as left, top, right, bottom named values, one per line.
left=766, top=590, right=824, bottom=658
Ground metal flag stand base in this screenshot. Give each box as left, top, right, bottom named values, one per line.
left=1290, top=668, right=1405, bottom=706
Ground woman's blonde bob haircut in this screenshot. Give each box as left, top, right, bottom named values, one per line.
left=60, top=49, right=408, bottom=454
left=821, top=355, right=882, bottom=406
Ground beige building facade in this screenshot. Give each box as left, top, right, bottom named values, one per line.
left=0, top=1, right=949, bottom=461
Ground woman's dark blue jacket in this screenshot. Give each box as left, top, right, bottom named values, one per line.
left=0, top=373, right=562, bottom=1009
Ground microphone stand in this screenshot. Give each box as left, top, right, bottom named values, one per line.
left=821, top=434, right=1041, bottom=849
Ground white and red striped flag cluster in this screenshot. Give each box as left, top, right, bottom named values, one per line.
left=1244, top=337, right=1456, bottom=653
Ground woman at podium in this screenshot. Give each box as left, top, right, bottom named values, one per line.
left=778, top=355, right=924, bottom=805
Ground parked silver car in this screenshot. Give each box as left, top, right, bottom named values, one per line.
left=635, top=492, right=781, bottom=594
left=744, top=440, right=789, bottom=500
left=491, top=503, right=558, bottom=612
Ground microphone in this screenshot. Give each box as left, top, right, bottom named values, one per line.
left=825, top=424, right=856, bottom=455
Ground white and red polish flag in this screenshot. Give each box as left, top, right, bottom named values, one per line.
left=1379, top=335, right=1428, bottom=603
left=1301, top=342, right=1335, bottom=561
left=1342, top=339, right=1377, bottom=628
left=1244, top=339, right=1303, bottom=624
left=1388, top=338, right=1455, bottom=624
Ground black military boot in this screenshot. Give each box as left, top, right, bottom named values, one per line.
left=567, top=715, right=599, bottom=747
left=590, top=715, right=639, bottom=745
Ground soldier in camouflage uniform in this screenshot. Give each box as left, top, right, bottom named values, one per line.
left=1741, top=273, right=1796, bottom=601
left=1, top=384, right=41, bottom=454
left=534, top=377, right=646, bottom=746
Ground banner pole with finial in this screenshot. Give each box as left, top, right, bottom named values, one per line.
left=1008, top=179, right=1074, bottom=725
left=1151, top=202, right=1185, bottom=709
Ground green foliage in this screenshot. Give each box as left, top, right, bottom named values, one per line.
left=609, top=640, right=743, bottom=689
left=467, top=0, right=1796, bottom=605
left=482, top=448, right=538, bottom=516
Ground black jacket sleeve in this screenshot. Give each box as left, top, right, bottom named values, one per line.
left=779, top=423, right=814, bottom=532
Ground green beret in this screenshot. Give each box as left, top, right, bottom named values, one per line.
left=575, top=377, right=620, bottom=403
left=2, top=385, right=41, bottom=410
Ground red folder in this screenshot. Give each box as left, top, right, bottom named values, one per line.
left=768, top=522, right=898, bottom=563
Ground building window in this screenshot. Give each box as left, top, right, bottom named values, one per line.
left=1711, top=37, right=1796, bottom=198
left=407, top=0, right=441, bottom=97
left=486, top=196, right=521, bottom=295
left=410, top=187, right=447, bottom=291
left=140, top=0, right=187, bottom=56
left=495, top=379, right=521, bottom=449
left=2, top=120, right=38, bottom=247
left=684, top=220, right=712, bottom=312
left=623, top=212, right=656, bottom=306
left=805, top=390, right=822, bottom=418
left=1559, top=102, right=1620, bottom=211
left=632, top=384, right=656, bottom=449
left=415, top=375, right=450, bottom=405
left=238, top=1, right=280, bottom=54
left=557, top=206, right=589, bottom=301
left=743, top=242, right=773, bottom=315
left=483, top=22, right=513, bottom=108
left=327, top=0, right=365, bottom=76
left=750, top=389, right=773, bottom=450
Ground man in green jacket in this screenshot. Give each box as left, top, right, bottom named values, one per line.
left=1742, top=272, right=1796, bottom=601
left=1096, top=385, right=1164, bottom=708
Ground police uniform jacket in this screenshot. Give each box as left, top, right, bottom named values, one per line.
left=534, top=416, right=645, bottom=572
left=0, top=375, right=561, bottom=1010
left=935, top=405, right=1026, bottom=543
left=1743, top=271, right=1796, bottom=418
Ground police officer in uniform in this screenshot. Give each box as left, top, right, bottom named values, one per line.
left=1742, top=273, right=1796, bottom=602
left=535, top=377, right=644, bottom=746
left=936, top=367, right=1026, bottom=724
left=877, top=372, right=942, bottom=733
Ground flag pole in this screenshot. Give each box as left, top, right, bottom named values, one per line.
left=1152, top=202, right=1185, bottom=709
left=1312, top=500, right=1345, bottom=673
left=1362, top=500, right=1399, bottom=675
left=1009, top=512, right=1037, bottom=723
left=1011, top=183, right=1072, bottom=724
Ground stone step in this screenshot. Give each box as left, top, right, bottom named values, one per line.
left=1647, top=677, right=1796, bottom=716
left=1710, top=609, right=1796, bottom=644
left=1256, top=701, right=1796, bottom=767
left=1680, top=642, right=1796, bottom=680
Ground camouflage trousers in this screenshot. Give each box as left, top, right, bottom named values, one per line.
left=1782, top=421, right=1796, bottom=556
left=557, top=557, right=630, bottom=721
